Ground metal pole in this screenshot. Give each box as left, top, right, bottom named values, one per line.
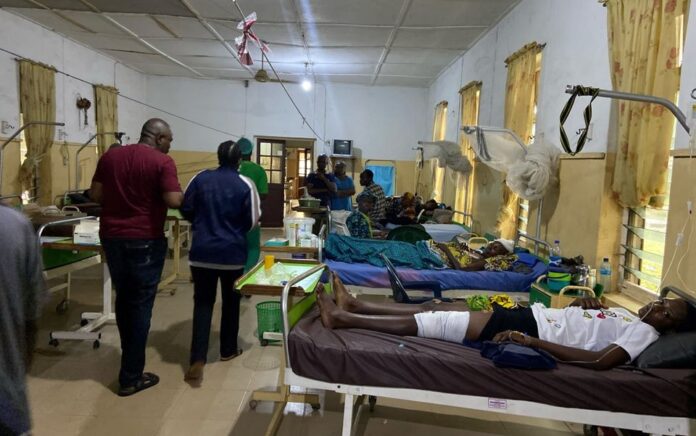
left=535, top=198, right=544, bottom=249
left=281, top=264, right=328, bottom=368
left=0, top=122, right=65, bottom=195
left=565, top=85, right=690, bottom=134
left=74, top=131, right=124, bottom=190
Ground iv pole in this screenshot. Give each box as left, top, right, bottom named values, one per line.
left=74, top=131, right=124, bottom=190
left=0, top=121, right=65, bottom=195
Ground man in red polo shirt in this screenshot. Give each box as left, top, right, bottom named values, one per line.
left=90, top=118, right=183, bottom=396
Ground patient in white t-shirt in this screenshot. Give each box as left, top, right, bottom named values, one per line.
left=316, top=272, right=696, bottom=370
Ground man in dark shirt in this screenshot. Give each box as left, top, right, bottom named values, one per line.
left=305, top=154, right=337, bottom=207
left=90, top=118, right=183, bottom=396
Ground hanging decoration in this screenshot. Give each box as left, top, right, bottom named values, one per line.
left=235, top=12, right=270, bottom=66
left=76, top=95, right=91, bottom=127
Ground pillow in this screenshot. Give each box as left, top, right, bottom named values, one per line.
left=634, top=332, right=696, bottom=369
left=432, top=209, right=454, bottom=224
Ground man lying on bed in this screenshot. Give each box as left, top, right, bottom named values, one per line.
left=434, top=239, right=518, bottom=272
left=316, top=273, right=696, bottom=370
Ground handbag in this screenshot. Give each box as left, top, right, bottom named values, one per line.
left=480, top=341, right=557, bottom=370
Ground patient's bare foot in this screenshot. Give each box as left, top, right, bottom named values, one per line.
left=332, top=272, right=359, bottom=312
left=316, top=283, right=341, bottom=329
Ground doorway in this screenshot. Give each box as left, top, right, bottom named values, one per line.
left=256, top=137, right=315, bottom=227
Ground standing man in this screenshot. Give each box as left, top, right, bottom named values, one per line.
left=90, top=118, right=183, bottom=397
left=359, top=169, right=387, bottom=224
left=0, top=206, right=45, bottom=435
left=330, top=161, right=355, bottom=211
left=305, top=154, right=337, bottom=207
left=236, top=137, right=268, bottom=274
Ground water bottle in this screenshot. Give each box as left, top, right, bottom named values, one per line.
left=549, top=240, right=562, bottom=265
left=550, top=240, right=562, bottom=257
left=599, top=258, right=612, bottom=293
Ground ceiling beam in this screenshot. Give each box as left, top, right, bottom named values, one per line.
left=371, top=0, right=412, bottom=86
left=178, top=0, right=254, bottom=77
left=74, top=0, right=206, bottom=77
left=23, top=0, right=95, bottom=32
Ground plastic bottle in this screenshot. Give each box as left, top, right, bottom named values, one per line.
left=550, top=240, right=562, bottom=258
left=599, top=258, right=612, bottom=293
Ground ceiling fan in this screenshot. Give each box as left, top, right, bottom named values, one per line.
left=253, top=56, right=298, bottom=84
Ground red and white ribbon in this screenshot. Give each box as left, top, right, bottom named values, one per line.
left=234, top=12, right=270, bottom=66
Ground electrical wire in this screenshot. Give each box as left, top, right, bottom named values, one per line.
left=230, top=0, right=326, bottom=143
left=0, top=46, right=242, bottom=139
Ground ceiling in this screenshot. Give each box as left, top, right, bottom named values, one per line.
left=1, top=0, right=519, bottom=87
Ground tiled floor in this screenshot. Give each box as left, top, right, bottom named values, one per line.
left=28, top=235, right=584, bottom=435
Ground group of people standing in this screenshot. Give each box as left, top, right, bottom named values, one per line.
left=91, top=120, right=270, bottom=394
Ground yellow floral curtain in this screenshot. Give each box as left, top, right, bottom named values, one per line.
left=496, top=42, right=543, bottom=239
left=18, top=60, right=56, bottom=205
left=94, top=85, right=119, bottom=156
left=606, top=0, right=688, bottom=207
left=431, top=101, right=448, bottom=201
left=455, top=81, right=482, bottom=214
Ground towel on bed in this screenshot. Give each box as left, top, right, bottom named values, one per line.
left=324, top=234, right=445, bottom=270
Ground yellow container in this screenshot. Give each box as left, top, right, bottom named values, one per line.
left=264, top=255, right=275, bottom=270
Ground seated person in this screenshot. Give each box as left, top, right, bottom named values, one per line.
left=345, top=192, right=385, bottom=239
left=385, top=192, right=418, bottom=225
left=433, top=239, right=517, bottom=272
left=316, top=273, right=696, bottom=370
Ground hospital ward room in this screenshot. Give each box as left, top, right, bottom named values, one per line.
left=3, top=0, right=696, bottom=435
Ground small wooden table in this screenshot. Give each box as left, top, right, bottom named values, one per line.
left=159, top=210, right=190, bottom=294
left=261, top=244, right=320, bottom=260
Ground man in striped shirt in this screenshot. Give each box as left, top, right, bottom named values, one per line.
left=359, top=169, right=387, bottom=224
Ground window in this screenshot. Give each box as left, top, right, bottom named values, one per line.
left=298, top=149, right=312, bottom=177
left=456, top=82, right=481, bottom=216
left=516, top=54, right=542, bottom=237
left=432, top=101, right=448, bottom=201
left=17, top=113, right=33, bottom=204
left=622, top=143, right=674, bottom=293
left=620, top=11, right=684, bottom=294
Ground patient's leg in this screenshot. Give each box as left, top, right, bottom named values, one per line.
left=317, top=283, right=418, bottom=335
left=331, top=272, right=469, bottom=316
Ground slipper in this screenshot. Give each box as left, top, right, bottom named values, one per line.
left=117, top=372, right=160, bottom=397
left=220, top=349, right=243, bottom=361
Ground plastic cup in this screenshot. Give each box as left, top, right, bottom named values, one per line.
left=264, top=255, right=275, bottom=270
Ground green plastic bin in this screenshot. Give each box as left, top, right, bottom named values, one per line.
left=256, top=301, right=282, bottom=346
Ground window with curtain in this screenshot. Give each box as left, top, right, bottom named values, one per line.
left=18, top=59, right=56, bottom=205
left=497, top=42, right=544, bottom=240
left=431, top=101, right=448, bottom=202
left=604, top=0, right=688, bottom=293
left=456, top=81, right=481, bottom=216
left=94, top=85, right=119, bottom=156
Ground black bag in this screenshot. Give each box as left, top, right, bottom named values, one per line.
left=480, top=341, right=557, bottom=370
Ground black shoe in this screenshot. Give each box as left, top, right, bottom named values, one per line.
left=118, top=372, right=160, bottom=397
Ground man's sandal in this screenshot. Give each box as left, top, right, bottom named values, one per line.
left=220, top=349, right=243, bottom=361
left=117, top=372, right=160, bottom=397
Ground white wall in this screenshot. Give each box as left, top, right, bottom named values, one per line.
left=146, top=76, right=428, bottom=161
left=0, top=9, right=147, bottom=145
left=426, top=0, right=613, bottom=152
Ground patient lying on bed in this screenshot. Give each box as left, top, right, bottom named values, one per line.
left=316, top=273, right=696, bottom=370
left=434, top=239, right=518, bottom=272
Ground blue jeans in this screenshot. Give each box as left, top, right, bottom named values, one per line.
left=102, top=238, right=167, bottom=387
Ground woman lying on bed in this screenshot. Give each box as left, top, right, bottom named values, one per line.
left=326, top=234, right=523, bottom=272
left=316, top=273, right=696, bottom=370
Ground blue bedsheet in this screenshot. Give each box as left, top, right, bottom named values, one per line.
left=326, top=257, right=547, bottom=292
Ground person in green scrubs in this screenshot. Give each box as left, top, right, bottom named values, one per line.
left=237, top=137, right=268, bottom=273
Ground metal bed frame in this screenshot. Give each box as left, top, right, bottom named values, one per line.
left=276, top=267, right=694, bottom=436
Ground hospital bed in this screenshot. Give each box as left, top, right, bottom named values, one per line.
left=279, top=266, right=695, bottom=436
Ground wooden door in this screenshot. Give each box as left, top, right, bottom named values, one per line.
left=257, top=139, right=286, bottom=227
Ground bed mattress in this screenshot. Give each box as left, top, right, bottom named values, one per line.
left=288, top=309, right=696, bottom=418
left=326, top=259, right=546, bottom=292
